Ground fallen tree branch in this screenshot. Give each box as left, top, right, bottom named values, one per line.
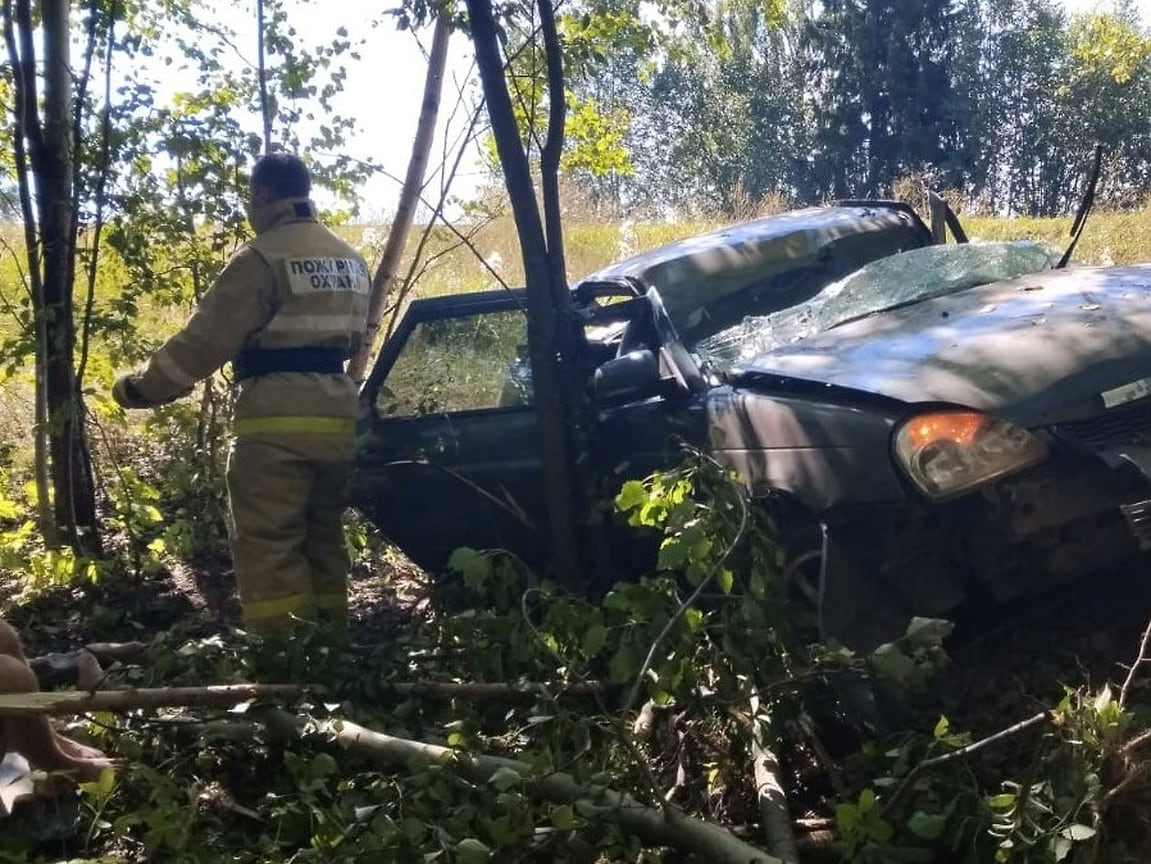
left=1119, top=726, right=1151, bottom=757
left=0, top=684, right=302, bottom=716
left=270, top=710, right=783, bottom=864
left=1119, top=613, right=1151, bottom=708
left=0, top=680, right=611, bottom=717
left=386, top=681, right=608, bottom=700
left=751, top=709, right=799, bottom=863
left=884, top=711, right=1049, bottom=815
left=917, top=712, right=1048, bottom=771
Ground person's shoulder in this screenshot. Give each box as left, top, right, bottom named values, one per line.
left=220, top=242, right=275, bottom=277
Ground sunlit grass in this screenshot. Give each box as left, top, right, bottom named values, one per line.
left=963, top=209, right=1151, bottom=265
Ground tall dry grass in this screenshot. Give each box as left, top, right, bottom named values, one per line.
left=367, top=206, right=1151, bottom=308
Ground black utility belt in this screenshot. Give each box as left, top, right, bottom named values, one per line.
left=232, top=347, right=347, bottom=381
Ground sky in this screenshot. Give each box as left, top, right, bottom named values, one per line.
left=1065, top=0, right=1151, bottom=13
left=209, top=0, right=1151, bottom=218
left=160, top=1, right=487, bottom=220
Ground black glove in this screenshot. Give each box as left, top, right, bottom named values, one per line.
left=111, top=375, right=152, bottom=409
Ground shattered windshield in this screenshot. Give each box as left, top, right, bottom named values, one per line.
left=695, top=241, right=1062, bottom=370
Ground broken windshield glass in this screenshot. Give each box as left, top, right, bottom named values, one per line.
left=695, top=241, right=1062, bottom=371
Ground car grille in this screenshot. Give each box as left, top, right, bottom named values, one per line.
left=1052, top=398, right=1151, bottom=448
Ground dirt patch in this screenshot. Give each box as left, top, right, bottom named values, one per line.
left=0, top=547, right=426, bottom=656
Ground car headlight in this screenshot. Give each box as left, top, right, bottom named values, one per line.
left=893, top=410, right=1048, bottom=500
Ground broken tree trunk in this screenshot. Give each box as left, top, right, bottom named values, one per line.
left=346, top=13, right=451, bottom=384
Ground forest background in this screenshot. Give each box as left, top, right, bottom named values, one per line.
left=3, top=0, right=1151, bottom=862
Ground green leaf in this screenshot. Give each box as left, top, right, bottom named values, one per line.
left=870, top=817, right=894, bottom=842
left=609, top=644, right=637, bottom=684
left=907, top=810, right=948, bottom=841
left=401, top=816, right=427, bottom=842
left=454, top=837, right=492, bottom=863
left=1053, top=836, right=1073, bottom=862
left=487, top=766, right=522, bottom=792
left=987, top=793, right=1016, bottom=810
left=447, top=547, right=491, bottom=592
left=933, top=715, right=950, bottom=739
left=657, top=536, right=689, bottom=570
left=684, top=607, right=704, bottom=633
left=870, top=819, right=897, bottom=846
left=615, top=479, right=647, bottom=513
left=835, top=802, right=859, bottom=832
left=582, top=623, right=608, bottom=657
left=310, top=752, right=338, bottom=778
left=717, top=568, right=734, bottom=594
left=869, top=644, right=920, bottom=689
left=550, top=803, right=576, bottom=831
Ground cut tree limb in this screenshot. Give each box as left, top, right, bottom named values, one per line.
left=752, top=724, right=800, bottom=863
left=0, top=680, right=609, bottom=717
left=273, top=710, right=784, bottom=864
left=0, top=679, right=783, bottom=861
left=0, top=684, right=301, bottom=716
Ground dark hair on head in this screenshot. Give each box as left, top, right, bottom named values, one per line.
left=251, top=152, right=312, bottom=199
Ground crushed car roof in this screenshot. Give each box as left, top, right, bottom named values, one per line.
left=578, top=203, right=929, bottom=343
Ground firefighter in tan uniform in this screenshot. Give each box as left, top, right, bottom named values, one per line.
left=112, top=153, right=370, bottom=632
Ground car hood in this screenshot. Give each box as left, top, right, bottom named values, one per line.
left=739, top=264, right=1151, bottom=427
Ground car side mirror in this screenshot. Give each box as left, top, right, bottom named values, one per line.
left=593, top=350, right=661, bottom=403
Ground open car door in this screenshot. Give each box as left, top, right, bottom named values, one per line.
left=351, top=290, right=544, bottom=573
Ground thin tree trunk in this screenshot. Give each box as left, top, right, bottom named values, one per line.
left=347, top=14, right=450, bottom=383
left=465, top=0, right=584, bottom=587
left=75, top=2, right=117, bottom=396
left=537, top=0, right=566, bottom=297
left=4, top=0, right=56, bottom=549
left=256, top=0, right=272, bottom=150
left=37, top=0, right=99, bottom=553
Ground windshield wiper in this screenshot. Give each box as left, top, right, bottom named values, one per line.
left=1056, top=144, right=1104, bottom=270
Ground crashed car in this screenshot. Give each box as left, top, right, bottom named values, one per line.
left=351, top=201, right=1151, bottom=647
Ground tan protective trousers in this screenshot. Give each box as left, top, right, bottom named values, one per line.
left=226, top=437, right=353, bottom=631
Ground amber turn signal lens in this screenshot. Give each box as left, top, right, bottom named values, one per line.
left=894, top=410, right=1048, bottom=500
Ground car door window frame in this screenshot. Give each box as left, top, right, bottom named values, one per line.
left=362, top=289, right=533, bottom=422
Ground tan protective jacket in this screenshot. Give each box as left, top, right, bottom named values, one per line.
left=134, top=198, right=370, bottom=445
